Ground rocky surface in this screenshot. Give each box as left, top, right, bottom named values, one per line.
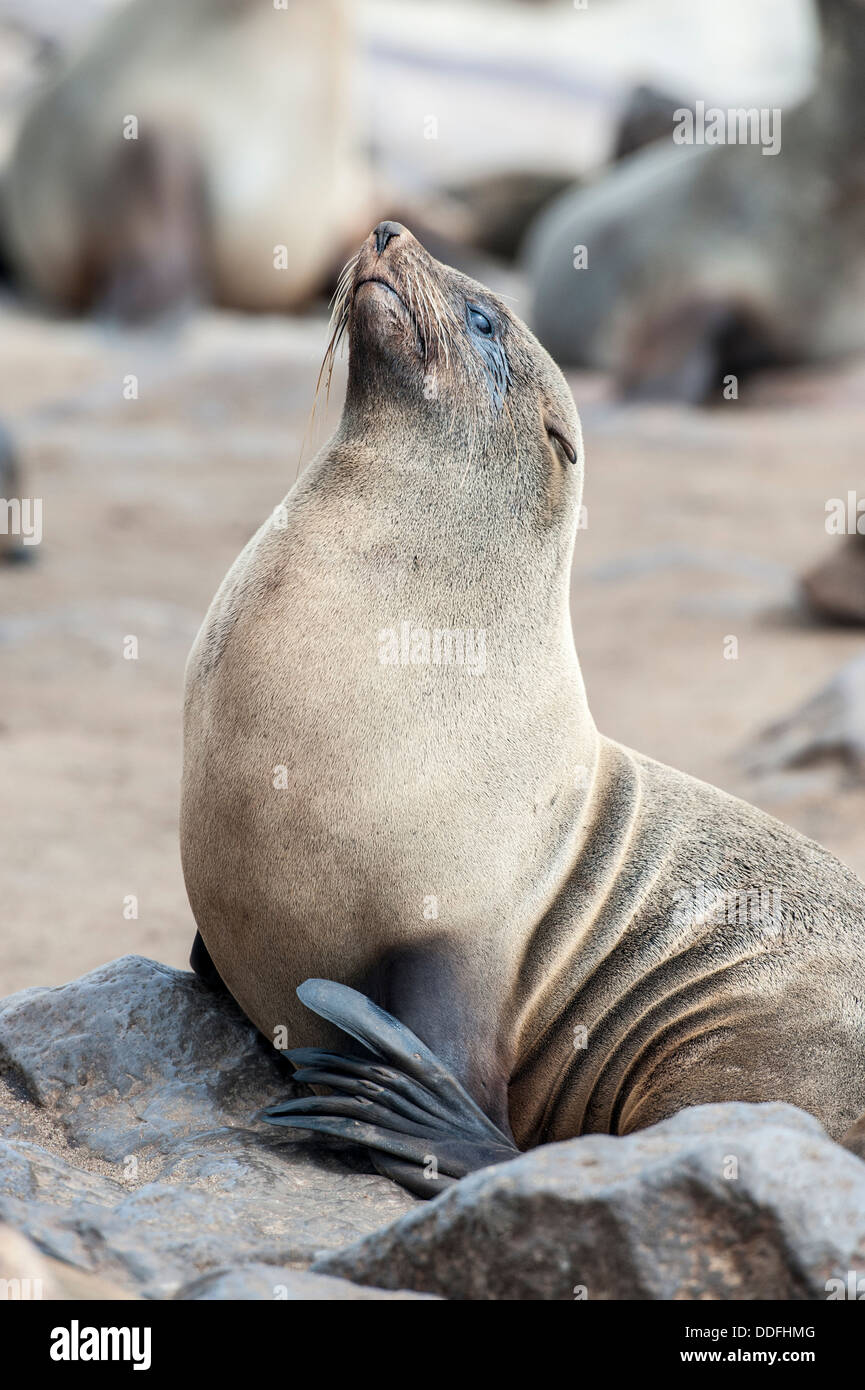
left=2, top=955, right=865, bottom=1302
left=316, top=1103, right=865, bottom=1301
left=0, top=1222, right=137, bottom=1300
left=0, top=956, right=417, bottom=1299
left=174, top=1264, right=438, bottom=1301
left=0, top=1221, right=436, bottom=1302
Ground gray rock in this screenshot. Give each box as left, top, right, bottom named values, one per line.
left=0, top=956, right=416, bottom=1297
left=175, top=1264, right=439, bottom=1301
left=0, top=1222, right=138, bottom=1300
left=0, top=954, right=292, bottom=1159
left=315, top=1103, right=865, bottom=1300
left=5, top=956, right=862, bottom=1302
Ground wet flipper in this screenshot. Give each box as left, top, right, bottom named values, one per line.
left=262, top=978, right=519, bottom=1198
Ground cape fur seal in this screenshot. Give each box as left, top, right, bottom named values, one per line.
left=525, top=0, right=865, bottom=400
left=2, top=0, right=369, bottom=317
left=181, top=222, right=865, bottom=1197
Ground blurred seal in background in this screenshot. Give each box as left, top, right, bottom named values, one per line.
left=525, top=0, right=865, bottom=401
left=1, top=0, right=371, bottom=318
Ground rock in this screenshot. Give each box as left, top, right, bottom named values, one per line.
left=803, top=535, right=865, bottom=625
left=315, top=1103, right=865, bottom=1300
left=0, top=956, right=416, bottom=1297
left=174, top=1264, right=438, bottom=1301
left=744, top=652, right=865, bottom=781
left=0, top=955, right=292, bottom=1159
left=0, top=1222, right=137, bottom=1300
left=6, top=957, right=863, bottom=1301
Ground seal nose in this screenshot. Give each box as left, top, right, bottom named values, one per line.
left=373, top=220, right=403, bottom=256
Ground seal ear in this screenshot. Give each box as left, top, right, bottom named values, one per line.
left=542, top=408, right=577, bottom=465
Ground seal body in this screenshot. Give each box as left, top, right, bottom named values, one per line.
left=3, top=0, right=369, bottom=315
left=181, top=223, right=865, bottom=1188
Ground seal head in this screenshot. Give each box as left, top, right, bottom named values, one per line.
left=325, top=220, right=583, bottom=547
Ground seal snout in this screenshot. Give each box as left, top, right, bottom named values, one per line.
left=350, top=221, right=421, bottom=348
left=373, top=220, right=404, bottom=256
left=353, top=220, right=412, bottom=295
left=347, top=220, right=454, bottom=369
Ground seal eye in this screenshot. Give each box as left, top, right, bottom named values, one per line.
left=467, top=305, right=494, bottom=337
left=466, top=301, right=509, bottom=408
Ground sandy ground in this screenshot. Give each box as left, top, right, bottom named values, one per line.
left=2, top=293, right=864, bottom=996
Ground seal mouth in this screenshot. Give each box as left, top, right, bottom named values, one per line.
left=355, top=275, right=407, bottom=311
left=354, top=275, right=425, bottom=355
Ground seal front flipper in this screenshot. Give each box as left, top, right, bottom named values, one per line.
left=261, top=979, right=520, bottom=1198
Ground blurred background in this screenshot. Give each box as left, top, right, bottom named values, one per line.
left=1, top=0, right=864, bottom=994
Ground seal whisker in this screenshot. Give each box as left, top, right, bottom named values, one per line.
left=308, top=250, right=358, bottom=450
left=414, top=264, right=438, bottom=365
left=420, top=265, right=452, bottom=370
left=296, top=274, right=351, bottom=484
left=411, top=261, right=434, bottom=347
left=404, top=266, right=429, bottom=361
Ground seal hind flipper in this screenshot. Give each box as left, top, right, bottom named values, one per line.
left=261, top=978, right=519, bottom=1197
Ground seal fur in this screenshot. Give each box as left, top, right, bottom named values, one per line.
left=2, top=0, right=369, bottom=316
